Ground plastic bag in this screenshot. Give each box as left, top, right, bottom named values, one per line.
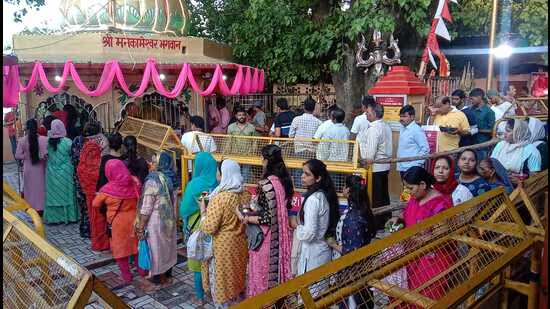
left=138, top=239, right=152, bottom=270
left=187, top=230, right=213, bottom=261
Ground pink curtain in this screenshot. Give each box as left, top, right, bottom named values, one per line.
left=3, top=64, right=20, bottom=107
left=15, top=58, right=265, bottom=98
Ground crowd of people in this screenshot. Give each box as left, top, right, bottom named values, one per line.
left=10, top=84, right=547, bottom=307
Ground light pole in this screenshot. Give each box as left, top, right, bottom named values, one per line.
left=486, top=0, right=499, bottom=89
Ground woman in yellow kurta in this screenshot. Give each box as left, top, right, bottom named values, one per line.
left=199, top=159, right=249, bottom=307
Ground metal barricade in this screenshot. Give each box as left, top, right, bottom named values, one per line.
left=3, top=180, right=45, bottom=237
left=117, top=116, right=187, bottom=190
left=2, top=182, right=131, bottom=309
left=3, top=208, right=93, bottom=308
left=232, top=188, right=538, bottom=309
left=181, top=133, right=369, bottom=198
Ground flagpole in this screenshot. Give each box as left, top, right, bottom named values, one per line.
left=486, top=0, right=498, bottom=89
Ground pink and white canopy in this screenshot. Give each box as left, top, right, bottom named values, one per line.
left=3, top=57, right=265, bottom=107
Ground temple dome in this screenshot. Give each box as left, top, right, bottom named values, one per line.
left=60, top=0, right=190, bottom=36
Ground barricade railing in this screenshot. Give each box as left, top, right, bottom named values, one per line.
left=3, top=180, right=44, bottom=238
left=515, top=96, right=548, bottom=116
left=507, top=169, right=548, bottom=239
left=3, top=183, right=131, bottom=309
left=117, top=116, right=187, bottom=190
left=232, top=188, right=538, bottom=308
left=492, top=114, right=548, bottom=138
left=497, top=169, right=548, bottom=309
left=182, top=133, right=368, bottom=197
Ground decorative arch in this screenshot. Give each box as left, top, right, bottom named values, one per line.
left=34, top=92, right=91, bottom=121
left=119, top=91, right=187, bottom=129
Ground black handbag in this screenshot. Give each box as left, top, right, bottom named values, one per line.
left=106, top=200, right=123, bottom=238
left=246, top=223, right=265, bottom=251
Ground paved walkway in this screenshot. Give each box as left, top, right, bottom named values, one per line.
left=3, top=160, right=214, bottom=308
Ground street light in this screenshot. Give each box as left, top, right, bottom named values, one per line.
left=493, top=43, right=513, bottom=59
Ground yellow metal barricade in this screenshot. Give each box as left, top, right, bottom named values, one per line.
left=117, top=116, right=187, bottom=190
left=181, top=133, right=370, bottom=199
left=232, top=188, right=538, bottom=308
left=3, top=180, right=44, bottom=237
left=3, top=182, right=131, bottom=309
left=3, top=208, right=93, bottom=308
left=507, top=169, right=548, bottom=239
left=492, top=114, right=548, bottom=138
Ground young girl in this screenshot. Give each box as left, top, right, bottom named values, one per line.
left=328, top=175, right=375, bottom=259
left=328, top=175, right=376, bottom=309
left=457, top=149, right=492, bottom=197
left=296, top=159, right=339, bottom=275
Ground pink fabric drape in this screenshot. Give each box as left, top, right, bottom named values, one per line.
left=14, top=58, right=265, bottom=98
left=247, top=176, right=292, bottom=297
left=3, top=64, right=20, bottom=107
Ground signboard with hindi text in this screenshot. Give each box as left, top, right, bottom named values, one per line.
left=102, top=34, right=184, bottom=53
left=373, top=95, right=407, bottom=131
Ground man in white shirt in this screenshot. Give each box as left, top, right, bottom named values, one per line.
left=487, top=89, right=515, bottom=138
left=289, top=97, right=322, bottom=158
left=350, top=95, right=373, bottom=139
left=315, top=108, right=350, bottom=161
left=313, top=104, right=339, bottom=139
left=181, top=116, right=217, bottom=173
left=358, top=102, right=393, bottom=211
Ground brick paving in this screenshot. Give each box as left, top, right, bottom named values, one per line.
left=4, top=160, right=214, bottom=308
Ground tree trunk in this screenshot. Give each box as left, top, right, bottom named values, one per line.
left=331, top=45, right=365, bottom=126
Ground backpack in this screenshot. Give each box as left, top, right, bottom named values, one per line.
left=77, top=139, right=102, bottom=197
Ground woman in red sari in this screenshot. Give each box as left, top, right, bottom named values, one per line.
left=77, top=122, right=109, bottom=251
left=401, top=166, right=454, bottom=303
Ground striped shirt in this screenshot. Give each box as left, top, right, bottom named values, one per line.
left=357, top=119, right=393, bottom=172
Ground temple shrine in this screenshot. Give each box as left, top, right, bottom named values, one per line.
left=8, top=0, right=265, bottom=132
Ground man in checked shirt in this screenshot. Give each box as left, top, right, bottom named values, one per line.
left=289, top=97, right=322, bottom=159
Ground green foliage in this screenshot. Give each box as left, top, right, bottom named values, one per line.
left=187, top=0, right=431, bottom=84
left=451, top=0, right=548, bottom=46
left=516, top=0, right=548, bottom=46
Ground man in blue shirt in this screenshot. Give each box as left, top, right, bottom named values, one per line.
left=469, top=88, right=495, bottom=159
left=396, top=105, right=430, bottom=178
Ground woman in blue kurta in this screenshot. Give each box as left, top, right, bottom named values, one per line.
left=328, top=175, right=376, bottom=309
left=44, top=119, right=79, bottom=224
left=179, top=152, right=218, bottom=304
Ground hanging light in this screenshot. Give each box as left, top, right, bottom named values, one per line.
left=340, top=0, right=352, bottom=11
left=222, top=74, right=228, bottom=81
left=159, top=73, right=166, bottom=80
left=54, top=75, right=62, bottom=81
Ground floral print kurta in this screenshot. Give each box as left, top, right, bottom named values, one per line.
left=200, top=191, right=250, bottom=304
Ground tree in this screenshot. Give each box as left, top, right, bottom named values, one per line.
left=451, top=0, right=548, bottom=62
left=187, top=0, right=433, bottom=121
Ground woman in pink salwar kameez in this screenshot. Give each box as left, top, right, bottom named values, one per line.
left=238, top=145, right=294, bottom=297
left=401, top=166, right=454, bottom=304
left=15, top=119, right=48, bottom=214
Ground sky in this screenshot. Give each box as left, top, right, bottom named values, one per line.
left=3, top=0, right=64, bottom=114
left=3, top=0, right=64, bottom=51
